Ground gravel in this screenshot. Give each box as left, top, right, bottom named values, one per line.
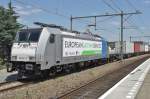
left=0, top=54, right=149, bottom=99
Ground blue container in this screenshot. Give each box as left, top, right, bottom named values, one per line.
left=101, top=39, right=108, bottom=59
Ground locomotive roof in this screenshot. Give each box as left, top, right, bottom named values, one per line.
left=34, top=22, right=103, bottom=39
left=19, top=28, right=43, bottom=33
left=19, top=22, right=105, bottom=41
left=19, top=28, right=101, bottom=37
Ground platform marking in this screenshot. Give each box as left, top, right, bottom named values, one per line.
left=99, top=58, right=150, bottom=99
left=128, top=92, right=134, bottom=95
left=126, top=61, right=150, bottom=99
left=126, top=82, right=139, bottom=97
left=126, top=95, right=132, bottom=98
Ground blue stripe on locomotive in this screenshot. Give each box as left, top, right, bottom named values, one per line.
left=101, top=39, right=108, bottom=59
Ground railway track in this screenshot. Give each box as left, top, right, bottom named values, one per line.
left=58, top=56, right=149, bottom=99
left=0, top=81, right=32, bottom=93
left=0, top=55, right=149, bottom=98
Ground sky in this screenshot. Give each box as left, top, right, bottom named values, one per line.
left=0, top=0, right=150, bottom=42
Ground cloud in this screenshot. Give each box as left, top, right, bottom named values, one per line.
left=144, top=0, right=150, bottom=4
left=17, top=18, right=22, bottom=22
left=14, top=5, right=23, bottom=10
left=30, top=9, right=42, bottom=13
left=17, top=18, right=28, bottom=24
left=14, top=4, right=42, bottom=16
left=16, top=10, right=31, bottom=15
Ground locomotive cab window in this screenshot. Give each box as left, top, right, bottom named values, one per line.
left=49, top=34, right=55, bottom=43
left=15, top=28, right=42, bottom=42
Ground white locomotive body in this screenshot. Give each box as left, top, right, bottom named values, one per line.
left=9, top=23, right=107, bottom=79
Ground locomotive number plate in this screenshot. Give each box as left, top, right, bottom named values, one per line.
left=17, top=56, right=29, bottom=61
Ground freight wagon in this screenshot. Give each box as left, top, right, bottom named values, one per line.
left=108, top=41, right=150, bottom=59
left=8, top=22, right=108, bottom=79
left=108, top=41, right=134, bottom=59
left=133, top=41, right=150, bottom=53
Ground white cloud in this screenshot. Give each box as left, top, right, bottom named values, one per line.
left=17, top=10, right=31, bottom=15
left=17, top=18, right=29, bottom=25
left=17, top=18, right=22, bottom=22
left=144, top=0, right=150, bottom=4
left=30, top=9, right=42, bottom=13
left=14, top=4, right=42, bottom=16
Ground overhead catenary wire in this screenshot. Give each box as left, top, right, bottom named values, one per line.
left=68, top=0, right=123, bottom=31
left=101, top=0, right=142, bottom=60
left=123, top=14, right=133, bottom=23
left=68, top=0, right=120, bottom=31
left=101, top=0, right=141, bottom=33
left=126, top=19, right=144, bottom=34
left=124, top=0, right=148, bottom=31
left=101, top=0, right=144, bottom=34
left=13, top=0, right=98, bottom=31
left=13, top=0, right=144, bottom=36
left=76, top=0, right=122, bottom=29
left=107, top=0, right=136, bottom=24
left=102, top=0, right=143, bottom=43
left=108, top=0, right=133, bottom=24
left=19, top=0, right=125, bottom=32
left=96, top=16, right=114, bottom=23
left=101, top=0, right=119, bottom=13
left=109, top=0, right=144, bottom=33
left=13, top=0, right=69, bottom=19
left=125, top=0, right=137, bottom=11
left=109, top=0, right=122, bottom=12
left=126, top=0, right=149, bottom=33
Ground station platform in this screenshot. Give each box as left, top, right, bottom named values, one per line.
left=98, top=58, right=150, bottom=99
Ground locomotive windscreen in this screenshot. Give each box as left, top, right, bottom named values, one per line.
left=15, top=28, right=42, bottom=42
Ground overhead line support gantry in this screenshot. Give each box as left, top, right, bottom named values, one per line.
left=70, top=11, right=142, bottom=60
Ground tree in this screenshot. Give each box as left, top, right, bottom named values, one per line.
left=0, top=1, right=22, bottom=62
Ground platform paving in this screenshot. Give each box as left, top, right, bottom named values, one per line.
left=0, top=69, right=17, bottom=83
left=98, top=58, right=150, bottom=99
left=135, top=66, right=150, bottom=99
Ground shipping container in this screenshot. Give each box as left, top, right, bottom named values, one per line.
left=109, top=41, right=149, bottom=54
left=133, top=41, right=147, bottom=52
left=140, top=43, right=145, bottom=52
left=134, top=42, right=141, bottom=52
left=108, top=41, right=134, bottom=54
left=115, top=41, right=126, bottom=54
left=145, top=45, right=149, bottom=52
left=126, top=42, right=134, bottom=53
left=108, top=42, right=116, bottom=54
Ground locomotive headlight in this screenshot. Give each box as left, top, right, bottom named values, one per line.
left=25, top=64, right=33, bottom=70
left=11, top=56, right=17, bottom=60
